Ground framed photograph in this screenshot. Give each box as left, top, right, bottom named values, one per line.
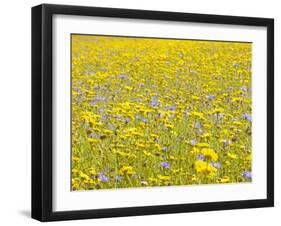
left=32, top=4, right=274, bottom=221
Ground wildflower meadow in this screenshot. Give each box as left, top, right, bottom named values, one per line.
left=71, top=35, right=252, bottom=190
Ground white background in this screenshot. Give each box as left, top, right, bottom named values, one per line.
left=0, top=0, right=279, bottom=225
left=53, top=15, right=267, bottom=211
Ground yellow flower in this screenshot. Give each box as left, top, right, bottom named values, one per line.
left=201, top=148, right=218, bottom=161
left=165, top=123, right=174, bottom=129
left=227, top=153, right=237, bottom=159
left=143, top=150, right=153, bottom=157
left=201, top=133, right=211, bottom=138
left=87, top=138, right=98, bottom=144
left=72, top=178, right=80, bottom=190
left=192, top=111, right=203, bottom=118
left=194, top=160, right=217, bottom=177
left=72, top=168, right=79, bottom=174
left=103, top=129, right=114, bottom=135
left=197, top=143, right=210, bottom=148
left=212, top=108, right=224, bottom=114
left=131, top=131, right=144, bottom=136
left=148, top=177, right=158, bottom=183
left=191, top=175, right=197, bottom=182
left=88, top=168, right=96, bottom=176
left=233, top=121, right=243, bottom=126
left=154, top=143, right=162, bottom=150
left=119, top=166, right=135, bottom=175
left=124, top=86, right=133, bottom=91
left=194, top=160, right=207, bottom=173
left=158, top=175, right=171, bottom=181
left=79, top=172, right=90, bottom=181
left=72, top=156, right=80, bottom=161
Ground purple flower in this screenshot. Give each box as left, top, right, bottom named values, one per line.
left=166, top=106, right=176, bottom=111
left=135, top=115, right=142, bottom=120
left=151, top=96, right=162, bottom=107
left=88, top=132, right=98, bottom=138
left=143, top=119, right=148, bottom=123
left=94, top=96, right=108, bottom=101
left=194, top=122, right=202, bottom=129
left=118, top=74, right=127, bottom=79
left=160, top=162, right=170, bottom=169
left=242, top=113, right=252, bottom=123
left=102, top=115, right=108, bottom=119
left=98, top=173, right=109, bottom=183
left=197, top=154, right=205, bottom=161
left=125, top=118, right=130, bottom=123
left=241, top=171, right=252, bottom=179
left=206, top=94, right=215, bottom=100
left=78, top=90, right=85, bottom=95
left=90, top=101, right=96, bottom=106
left=211, top=162, right=222, bottom=168
left=162, top=147, right=168, bottom=151
left=117, top=115, right=123, bottom=119
left=114, top=175, right=122, bottom=181
left=240, top=86, right=248, bottom=92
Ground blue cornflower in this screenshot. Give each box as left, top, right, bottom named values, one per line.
left=78, top=90, right=85, bottom=95
left=194, top=122, right=202, bottom=129
left=197, top=154, right=205, bottom=161
left=242, top=113, right=252, bottom=123
left=211, top=162, right=222, bottom=169
left=151, top=96, right=162, bottom=107
left=160, top=162, right=170, bottom=169
left=114, top=175, right=122, bottom=182
left=98, top=173, right=109, bottom=183
left=118, top=74, right=127, bottom=79
left=94, top=96, right=108, bottom=101
left=240, top=86, right=248, bottom=92
left=206, top=94, right=215, bottom=100
left=166, top=106, right=176, bottom=111
left=241, top=171, right=252, bottom=179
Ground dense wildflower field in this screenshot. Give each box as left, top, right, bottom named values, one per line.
left=71, top=34, right=252, bottom=190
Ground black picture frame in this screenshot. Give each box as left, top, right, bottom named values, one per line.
left=32, top=3, right=274, bottom=222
